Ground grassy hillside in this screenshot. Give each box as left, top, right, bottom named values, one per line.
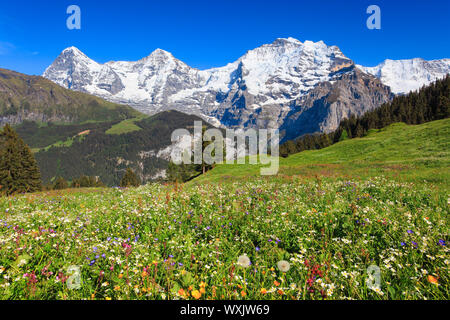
left=0, top=117, right=448, bottom=300
left=193, top=118, right=450, bottom=188
left=105, top=116, right=147, bottom=135
left=0, top=68, right=142, bottom=124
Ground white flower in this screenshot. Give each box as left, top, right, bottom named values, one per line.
left=277, top=260, right=291, bottom=273
left=237, top=255, right=251, bottom=268
left=372, top=287, right=384, bottom=295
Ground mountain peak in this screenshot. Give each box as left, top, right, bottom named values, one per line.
left=61, top=46, right=86, bottom=57
left=137, top=48, right=176, bottom=65
left=151, top=48, right=172, bottom=56
left=143, top=48, right=174, bottom=60
left=273, top=37, right=303, bottom=45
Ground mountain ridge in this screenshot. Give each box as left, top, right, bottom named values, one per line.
left=357, top=58, right=450, bottom=94
left=42, top=37, right=449, bottom=140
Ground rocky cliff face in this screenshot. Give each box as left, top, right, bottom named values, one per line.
left=280, top=67, right=393, bottom=141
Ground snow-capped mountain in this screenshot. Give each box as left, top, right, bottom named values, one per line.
left=357, top=58, right=450, bottom=94
left=42, top=37, right=446, bottom=139
left=44, top=38, right=356, bottom=127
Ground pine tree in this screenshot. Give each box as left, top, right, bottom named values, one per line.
left=120, top=168, right=141, bottom=187
left=53, top=177, right=68, bottom=190
left=0, top=124, right=42, bottom=195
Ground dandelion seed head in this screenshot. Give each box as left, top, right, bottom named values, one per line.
left=277, top=260, right=290, bottom=272
left=237, top=255, right=251, bottom=268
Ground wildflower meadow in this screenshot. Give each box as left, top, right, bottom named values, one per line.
left=0, top=176, right=448, bottom=300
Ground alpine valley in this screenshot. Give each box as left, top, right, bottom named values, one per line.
left=1, top=37, right=449, bottom=185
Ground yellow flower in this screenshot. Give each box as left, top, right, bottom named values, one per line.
left=241, top=291, right=247, bottom=297
left=105, top=297, right=111, bottom=300
left=142, top=271, right=148, bottom=277
left=260, top=288, right=267, bottom=294
left=178, top=288, right=186, bottom=297
left=191, top=290, right=201, bottom=299
left=427, top=275, right=439, bottom=285
left=200, top=287, right=206, bottom=294
left=114, top=286, right=120, bottom=291
left=118, top=274, right=123, bottom=279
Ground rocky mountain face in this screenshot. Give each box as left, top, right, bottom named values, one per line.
left=43, top=38, right=449, bottom=140
left=280, top=68, right=393, bottom=141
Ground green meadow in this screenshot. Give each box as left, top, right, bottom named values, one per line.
left=0, top=119, right=448, bottom=300
left=195, top=119, right=450, bottom=189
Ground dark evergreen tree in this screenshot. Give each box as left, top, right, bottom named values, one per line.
left=120, top=168, right=141, bottom=187
left=0, top=124, right=42, bottom=195
left=53, top=176, right=68, bottom=190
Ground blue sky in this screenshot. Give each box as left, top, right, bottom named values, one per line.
left=0, top=0, right=449, bottom=75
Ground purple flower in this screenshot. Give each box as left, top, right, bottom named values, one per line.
left=407, top=230, right=413, bottom=234
left=401, top=242, right=406, bottom=246
left=412, top=241, right=418, bottom=246
left=438, top=239, right=446, bottom=246
left=255, top=247, right=260, bottom=252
